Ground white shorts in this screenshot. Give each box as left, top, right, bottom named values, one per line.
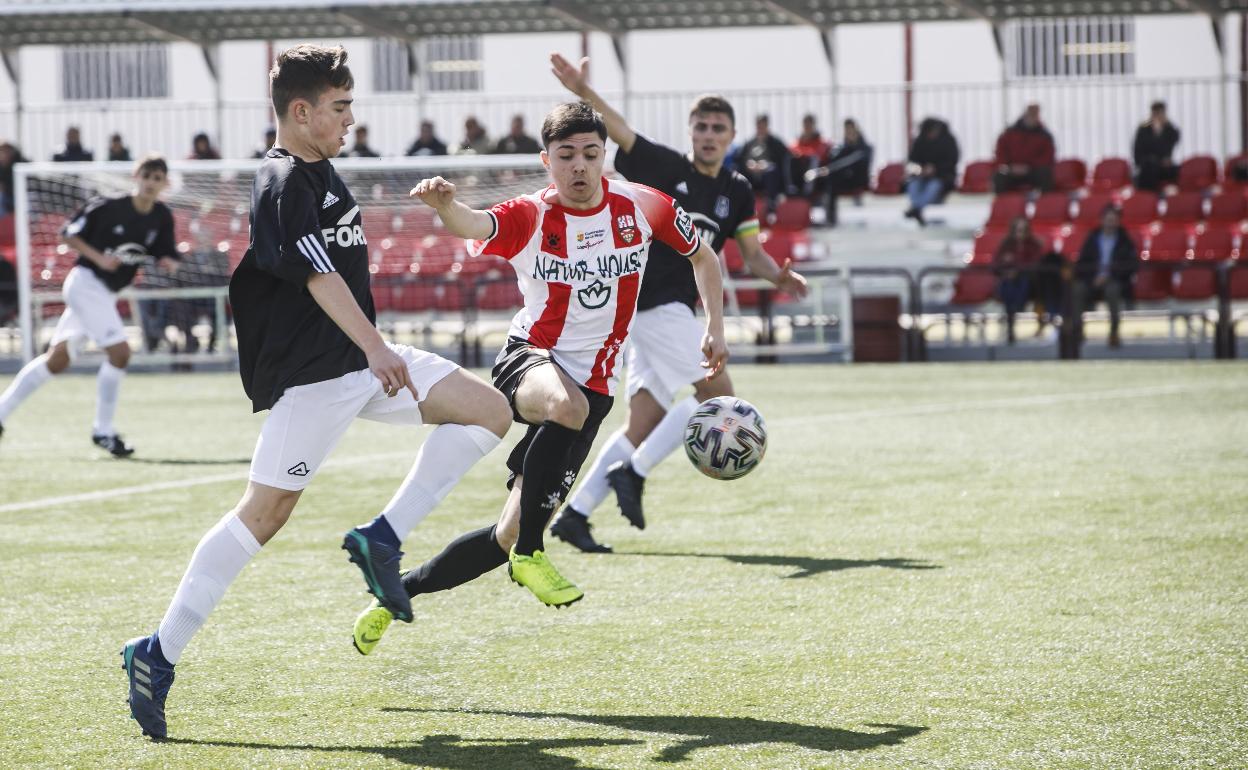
left=50, top=266, right=127, bottom=354
left=624, top=302, right=707, bottom=405
left=249, top=343, right=459, bottom=491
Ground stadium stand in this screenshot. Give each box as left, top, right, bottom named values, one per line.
left=1090, top=158, right=1132, bottom=191
left=1053, top=159, right=1088, bottom=192
left=960, top=160, right=995, bottom=193
left=874, top=163, right=906, bottom=195
left=1177, top=155, right=1218, bottom=192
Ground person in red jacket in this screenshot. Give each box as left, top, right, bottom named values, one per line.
left=993, top=104, right=1055, bottom=193
left=993, top=216, right=1046, bottom=343
left=790, top=113, right=830, bottom=200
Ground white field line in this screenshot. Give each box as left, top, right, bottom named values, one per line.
left=0, top=450, right=413, bottom=514
left=769, top=383, right=1214, bottom=428
left=0, top=382, right=1227, bottom=514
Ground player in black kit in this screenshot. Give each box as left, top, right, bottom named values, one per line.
left=548, top=53, right=809, bottom=552
left=0, top=154, right=177, bottom=455
left=118, top=44, right=511, bottom=740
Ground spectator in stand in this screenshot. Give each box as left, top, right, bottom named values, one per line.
left=904, top=117, right=959, bottom=227
left=738, top=113, right=792, bottom=214
left=993, top=216, right=1045, bottom=344
left=251, top=126, right=277, bottom=159
left=454, top=116, right=491, bottom=155
left=993, top=104, right=1055, bottom=193
left=492, top=114, right=542, bottom=154
left=819, top=118, right=873, bottom=227
left=188, top=132, right=221, bottom=160
left=0, top=141, right=29, bottom=215
left=1133, top=101, right=1181, bottom=192
left=790, top=113, right=831, bottom=200
left=0, top=253, right=16, bottom=323
left=407, top=120, right=448, bottom=157
left=348, top=125, right=381, bottom=157
left=107, top=133, right=132, bottom=162
left=53, top=126, right=93, bottom=162
left=1073, top=204, right=1138, bottom=348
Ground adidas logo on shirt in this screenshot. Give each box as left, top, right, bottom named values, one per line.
left=675, top=180, right=689, bottom=195
left=322, top=191, right=340, bottom=209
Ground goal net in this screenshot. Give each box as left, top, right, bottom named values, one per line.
left=9, top=155, right=552, bottom=366
left=8, top=155, right=851, bottom=368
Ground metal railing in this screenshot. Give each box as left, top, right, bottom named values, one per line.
left=1, top=75, right=1240, bottom=174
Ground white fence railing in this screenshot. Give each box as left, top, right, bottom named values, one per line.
left=1, top=76, right=1241, bottom=172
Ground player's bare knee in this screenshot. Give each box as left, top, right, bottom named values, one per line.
left=108, top=346, right=131, bottom=369
left=45, top=347, right=70, bottom=374
left=481, top=389, right=512, bottom=438
left=548, top=391, right=588, bottom=430
left=694, top=375, right=733, bottom=400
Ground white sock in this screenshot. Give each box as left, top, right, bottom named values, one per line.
left=632, top=396, right=699, bottom=478
left=565, top=428, right=634, bottom=519
left=0, top=354, right=53, bottom=423
left=381, top=423, right=501, bottom=541
left=156, top=512, right=262, bottom=664
left=94, top=361, right=125, bottom=436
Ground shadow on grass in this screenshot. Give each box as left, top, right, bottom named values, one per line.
left=166, top=733, right=639, bottom=769
left=127, top=457, right=251, bottom=466
left=385, top=708, right=928, bottom=762
left=613, top=551, right=941, bottom=579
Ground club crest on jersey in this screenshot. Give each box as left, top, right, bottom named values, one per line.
left=577, top=279, right=612, bottom=309
left=616, top=214, right=636, bottom=244
left=714, top=195, right=730, bottom=219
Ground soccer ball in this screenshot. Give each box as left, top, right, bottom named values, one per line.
left=683, top=397, right=767, bottom=480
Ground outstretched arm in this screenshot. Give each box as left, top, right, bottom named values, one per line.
left=410, top=176, right=494, bottom=241
left=550, top=53, right=636, bottom=154
left=736, top=230, right=809, bottom=298
left=307, top=272, right=417, bottom=399
left=688, top=240, right=729, bottom=379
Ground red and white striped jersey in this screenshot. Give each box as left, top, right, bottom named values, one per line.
left=468, top=177, right=700, bottom=395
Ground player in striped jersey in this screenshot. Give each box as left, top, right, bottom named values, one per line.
left=548, top=54, right=809, bottom=552
left=350, top=101, right=728, bottom=653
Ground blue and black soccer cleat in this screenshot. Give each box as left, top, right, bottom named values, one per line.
left=342, top=528, right=413, bottom=623
left=94, top=432, right=135, bottom=458
left=121, top=634, right=175, bottom=740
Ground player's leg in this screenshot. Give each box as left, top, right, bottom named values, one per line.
left=604, top=303, right=714, bottom=528
left=91, top=340, right=133, bottom=456
left=122, top=482, right=298, bottom=739
left=0, top=341, right=69, bottom=434
left=623, top=367, right=735, bottom=490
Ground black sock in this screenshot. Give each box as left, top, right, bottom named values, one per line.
left=514, top=421, right=580, bottom=556
left=401, top=525, right=507, bottom=597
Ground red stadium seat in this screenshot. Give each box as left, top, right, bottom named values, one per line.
left=1222, top=154, right=1248, bottom=192
left=1135, top=229, right=1188, bottom=301
left=874, top=163, right=906, bottom=196
left=772, top=197, right=811, bottom=230
left=476, top=280, right=523, bottom=310
left=1031, top=192, right=1072, bottom=224
left=1159, top=191, right=1205, bottom=227
left=1143, top=228, right=1191, bottom=262
left=721, top=238, right=745, bottom=274
left=0, top=214, right=14, bottom=247
left=970, top=227, right=1008, bottom=264
left=960, top=160, right=994, bottom=194
left=1177, top=155, right=1218, bottom=193
left=1207, top=192, right=1247, bottom=224
left=1230, top=257, right=1248, bottom=299
left=1058, top=226, right=1090, bottom=262
left=1091, top=158, right=1131, bottom=191
left=951, top=269, right=996, bottom=305
left=986, top=193, right=1028, bottom=225
left=1175, top=230, right=1237, bottom=299
left=1053, top=159, right=1088, bottom=192
left=1074, top=192, right=1117, bottom=226
left=1121, top=192, right=1160, bottom=226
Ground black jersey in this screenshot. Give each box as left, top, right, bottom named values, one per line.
left=614, top=134, right=757, bottom=311
left=62, top=195, right=176, bottom=292
left=230, top=148, right=374, bottom=413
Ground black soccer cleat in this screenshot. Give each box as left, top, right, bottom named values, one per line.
left=550, top=508, right=613, bottom=553
left=606, top=461, right=646, bottom=530
left=342, top=528, right=413, bottom=623
left=93, top=433, right=135, bottom=458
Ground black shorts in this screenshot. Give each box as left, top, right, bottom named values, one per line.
left=491, top=337, right=615, bottom=499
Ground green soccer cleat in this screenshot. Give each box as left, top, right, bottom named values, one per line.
left=507, top=548, right=584, bottom=607
left=353, top=599, right=395, bottom=656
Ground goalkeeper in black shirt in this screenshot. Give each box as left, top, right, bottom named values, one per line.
left=0, top=153, right=177, bottom=456
left=117, top=44, right=511, bottom=741
left=548, top=54, right=809, bottom=553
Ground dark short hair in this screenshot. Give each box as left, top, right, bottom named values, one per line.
left=134, top=153, right=168, bottom=177
left=540, top=101, right=607, bottom=147
left=269, top=44, right=354, bottom=118
left=1101, top=203, right=1121, bottom=218
left=688, top=95, right=735, bottom=127
left=1151, top=100, right=1166, bottom=112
